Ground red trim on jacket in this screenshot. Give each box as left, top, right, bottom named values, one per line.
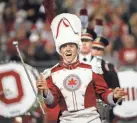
left=61, top=60, right=80, bottom=69
left=79, top=62, right=92, bottom=69
left=46, top=76, right=68, bottom=111
left=92, top=72, right=111, bottom=103
left=51, top=65, right=64, bottom=73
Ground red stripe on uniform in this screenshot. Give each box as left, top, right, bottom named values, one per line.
left=132, top=87, right=135, bottom=100
left=81, top=34, right=92, bottom=37
left=92, top=42, right=104, bottom=46
left=127, top=88, right=130, bottom=101
left=56, top=17, right=78, bottom=39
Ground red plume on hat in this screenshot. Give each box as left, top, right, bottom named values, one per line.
left=42, top=0, right=55, bottom=24
left=94, top=18, right=104, bottom=36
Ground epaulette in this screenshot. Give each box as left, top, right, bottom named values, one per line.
left=91, top=56, right=103, bottom=74
left=42, top=63, right=59, bottom=79
left=104, top=61, right=117, bottom=72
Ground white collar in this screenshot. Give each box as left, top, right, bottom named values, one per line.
left=79, top=52, right=92, bottom=63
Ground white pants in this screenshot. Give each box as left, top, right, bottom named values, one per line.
left=59, top=107, right=102, bottom=123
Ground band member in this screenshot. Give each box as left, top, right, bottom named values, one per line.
left=37, top=13, right=124, bottom=123
left=79, top=30, right=96, bottom=64
left=91, top=37, right=120, bottom=122
left=91, top=37, right=120, bottom=89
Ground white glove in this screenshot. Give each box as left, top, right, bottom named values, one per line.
left=90, top=56, right=103, bottom=74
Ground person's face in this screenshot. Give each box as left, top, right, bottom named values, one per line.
left=16, top=24, right=26, bottom=39
left=81, top=39, right=92, bottom=54
left=122, top=35, right=136, bottom=48
left=91, top=46, right=104, bottom=56
left=60, top=43, right=78, bottom=64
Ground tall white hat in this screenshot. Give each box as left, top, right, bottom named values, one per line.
left=50, top=13, right=82, bottom=54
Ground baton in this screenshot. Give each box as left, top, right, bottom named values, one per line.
left=13, top=41, right=45, bottom=114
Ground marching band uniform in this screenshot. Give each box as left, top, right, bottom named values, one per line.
left=92, top=37, right=120, bottom=122
left=42, top=13, right=118, bottom=123
left=44, top=61, right=115, bottom=123
left=92, top=37, right=120, bottom=89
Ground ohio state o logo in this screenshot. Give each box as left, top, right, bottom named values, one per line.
left=0, top=71, right=23, bottom=104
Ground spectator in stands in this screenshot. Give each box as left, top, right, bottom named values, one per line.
left=27, top=32, right=59, bottom=61
left=7, top=22, right=30, bottom=61
left=3, top=3, right=15, bottom=34
left=118, top=34, right=137, bottom=70
left=129, top=13, right=137, bottom=42
left=103, top=41, right=118, bottom=67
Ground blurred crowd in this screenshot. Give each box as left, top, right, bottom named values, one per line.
left=0, top=0, right=137, bottom=70
left=0, top=0, right=60, bottom=62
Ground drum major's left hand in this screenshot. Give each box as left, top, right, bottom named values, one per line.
left=113, top=87, right=125, bottom=99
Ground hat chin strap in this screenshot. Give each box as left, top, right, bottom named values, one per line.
left=63, top=55, right=78, bottom=65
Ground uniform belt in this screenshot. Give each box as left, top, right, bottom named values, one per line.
left=69, top=109, right=84, bottom=113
